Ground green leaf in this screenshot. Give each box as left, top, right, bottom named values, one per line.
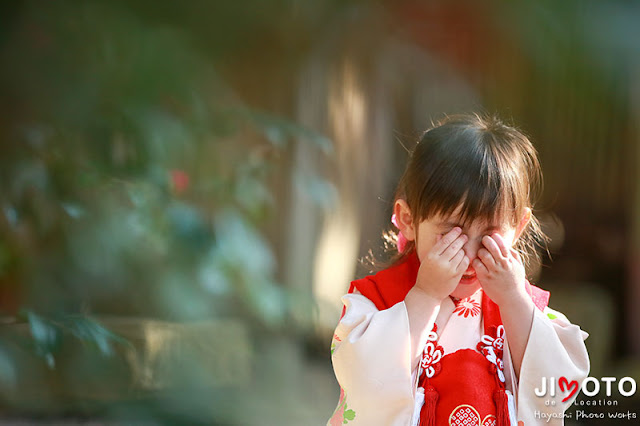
left=61, top=202, right=85, bottom=219
left=27, top=312, right=57, bottom=346
left=26, top=311, right=59, bottom=368
left=344, top=408, right=356, bottom=421
left=547, top=313, right=558, bottom=320
left=63, top=315, right=130, bottom=356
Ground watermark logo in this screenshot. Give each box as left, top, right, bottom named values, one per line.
left=535, top=376, right=637, bottom=403
left=534, top=376, right=637, bottom=422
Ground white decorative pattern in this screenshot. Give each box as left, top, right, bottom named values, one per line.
left=420, top=341, right=443, bottom=378
left=480, top=325, right=505, bottom=351
left=481, top=415, right=497, bottom=426
left=479, top=325, right=506, bottom=383
left=449, top=405, right=498, bottom=426
left=449, top=404, right=480, bottom=426
left=453, top=298, right=481, bottom=318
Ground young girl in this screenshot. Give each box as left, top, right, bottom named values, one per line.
left=328, top=114, right=589, bottom=426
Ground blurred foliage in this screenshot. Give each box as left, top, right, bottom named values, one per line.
left=24, top=310, right=131, bottom=369
left=0, top=0, right=333, bottom=422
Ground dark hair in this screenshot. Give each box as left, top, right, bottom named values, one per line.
left=387, top=113, right=547, bottom=268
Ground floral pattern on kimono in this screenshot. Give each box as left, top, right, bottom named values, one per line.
left=330, top=387, right=356, bottom=425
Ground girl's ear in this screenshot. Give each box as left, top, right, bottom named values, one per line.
left=513, top=207, right=532, bottom=242
left=393, top=199, right=416, bottom=241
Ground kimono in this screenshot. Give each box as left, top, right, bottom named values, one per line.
left=328, top=251, right=590, bottom=426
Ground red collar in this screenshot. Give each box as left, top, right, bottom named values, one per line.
left=350, top=250, right=550, bottom=312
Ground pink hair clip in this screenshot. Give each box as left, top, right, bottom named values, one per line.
left=391, top=214, right=408, bottom=252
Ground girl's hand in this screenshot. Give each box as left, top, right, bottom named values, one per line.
left=473, top=233, right=527, bottom=306
left=415, top=227, right=469, bottom=302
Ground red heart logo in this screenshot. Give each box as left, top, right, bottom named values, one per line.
left=559, top=376, right=579, bottom=402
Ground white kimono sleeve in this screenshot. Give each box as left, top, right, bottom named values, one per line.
left=513, top=306, right=590, bottom=425
left=328, top=292, right=432, bottom=426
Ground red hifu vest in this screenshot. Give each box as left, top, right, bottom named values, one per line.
left=349, top=251, right=549, bottom=426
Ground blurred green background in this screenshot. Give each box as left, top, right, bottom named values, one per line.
left=0, top=0, right=639, bottom=424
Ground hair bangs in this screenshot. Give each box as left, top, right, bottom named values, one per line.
left=412, top=129, right=518, bottom=227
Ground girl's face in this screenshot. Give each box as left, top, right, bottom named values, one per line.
left=411, top=205, right=528, bottom=300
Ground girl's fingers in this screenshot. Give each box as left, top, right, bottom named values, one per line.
left=491, top=233, right=511, bottom=258
left=478, top=248, right=496, bottom=268
left=472, top=258, right=488, bottom=275
left=455, top=253, right=470, bottom=272
left=451, top=250, right=464, bottom=269
left=510, top=248, right=524, bottom=265
left=482, top=235, right=505, bottom=261
left=442, top=234, right=468, bottom=260
left=434, top=227, right=462, bottom=255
